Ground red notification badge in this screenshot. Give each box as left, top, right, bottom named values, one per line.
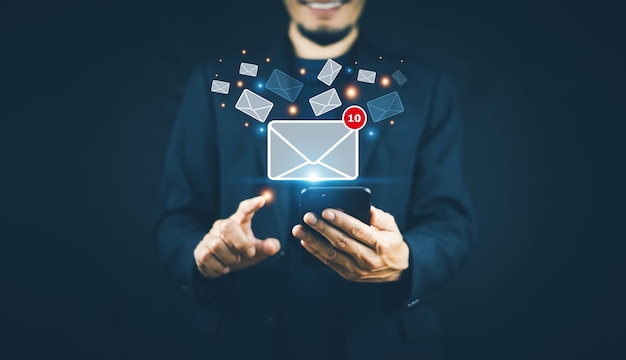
left=342, top=105, right=367, bottom=130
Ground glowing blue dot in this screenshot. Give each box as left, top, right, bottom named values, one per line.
left=259, top=127, right=265, bottom=132
left=257, top=83, right=263, bottom=89
left=369, top=131, right=374, bottom=136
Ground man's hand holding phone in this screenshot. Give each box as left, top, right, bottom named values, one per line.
left=292, top=206, right=409, bottom=283
left=194, top=196, right=281, bottom=279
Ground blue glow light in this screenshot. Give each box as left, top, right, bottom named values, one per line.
left=369, top=131, right=374, bottom=136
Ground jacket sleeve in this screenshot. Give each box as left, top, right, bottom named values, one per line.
left=152, top=65, right=233, bottom=306
left=386, top=72, right=475, bottom=310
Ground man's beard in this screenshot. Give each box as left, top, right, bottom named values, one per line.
left=296, top=23, right=354, bottom=47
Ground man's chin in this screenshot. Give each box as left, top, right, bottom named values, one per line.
left=297, top=23, right=354, bottom=47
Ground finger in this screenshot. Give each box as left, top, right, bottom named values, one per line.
left=300, top=240, right=355, bottom=280
left=236, top=238, right=281, bottom=268
left=209, top=219, right=225, bottom=236
left=292, top=224, right=323, bottom=245
left=197, top=263, right=223, bottom=279
left=197, top=255, right=230, bottom=278
left=230, top=195, right=266, bottom=224
left=300, top=239, right=330, bottom=265
left=354, top=271, right=404, bottom=283
left=194, top=240, right=230, bottom=278
left=370, top=205, right=400, bottom=232
left=208, top=238, right=241, bottom=266
left=256, top=238, right=281, bottom=259
left=300, top=239, right=398, bottom=283
left=204, top=254, right=230, bottom=275
left=294, top=226, right=358, bottom=270
left=220, top=218, right=256, bottom=258
left=297, top=216, right=380, bottom=270
left=315, top=210, right=379, bottom=249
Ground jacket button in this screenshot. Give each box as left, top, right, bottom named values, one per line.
left=279, top=251, right=285, bottom=257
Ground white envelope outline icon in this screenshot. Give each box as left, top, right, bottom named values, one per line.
left=309, top=88, right=342, bottom=117
left=357, top=69, right=377, bottom=84
left=235, top=89, right=274, bottom=123
left=267, top=120, right=358, bottom=181
left=210, top=80, right=230, bottom=95
left=317, top=59, right=342, bottom=86
left=239, top=62, right=259, bottom=77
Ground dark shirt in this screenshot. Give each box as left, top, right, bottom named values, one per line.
left=273, top=55, right=354, bottom=360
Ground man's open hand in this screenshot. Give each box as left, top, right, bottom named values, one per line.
left=292, top=206, right=409, bottom=282
left=194, top=196, right=280, bottom=278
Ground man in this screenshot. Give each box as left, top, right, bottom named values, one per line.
left=154, top=0, right=473, bottom=359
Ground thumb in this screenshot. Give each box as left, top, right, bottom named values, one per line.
left=370, top=206, right=400, bottom=232
left=253, top=238, right=281, bottom=261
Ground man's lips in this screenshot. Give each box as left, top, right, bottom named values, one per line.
left=307, top=1, right=343, bottom=10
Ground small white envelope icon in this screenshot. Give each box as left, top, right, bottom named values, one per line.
left=309, top=88, right=342, bottom=117
left=235, top=89, right=274, bottom=123
left=239, top=62, right=259, bottom=77
left=210, top=80, right=230, bottom=95
left=317, top=59, right=342, bottom=86
left=357, top=69, right=377, bottom=84
left=268, top=120, right=358, bottom=181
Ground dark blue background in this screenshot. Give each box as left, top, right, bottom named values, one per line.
left=1, top=1, right=624, bottom=359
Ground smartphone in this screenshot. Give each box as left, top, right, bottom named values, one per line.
left=299, top=186, right=371, bottom=267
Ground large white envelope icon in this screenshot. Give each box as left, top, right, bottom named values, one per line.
left=239, top=62, right=259, bottom=77
left=267, top=120, right=358, bottom=181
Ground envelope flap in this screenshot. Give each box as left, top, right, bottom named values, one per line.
left=279, top=78, right=303, bottom=91
left=268, top=129, right=310, bottom=172
left=266, top=69, right=303, bottom=102
left=389, top=92, right=404, bottom=111
left=310, top=88, right=337, bottom=104
left=252, top=90, right=272, bottom=106
left=329, top=90, right=342, bottom=105
left=318, top=59, right=342, bottom=86
left=268, top=70, right=302, bottom=88
left=241, top=62, right=257, bottom=70
left=316, top=130, right=358, bottom=176
left=279, top=163, right=348, bottom=180
left=369, top=100, right=390, bottom=111
left=270, top=121, right=349, bottom=162
left=235, top=89, right=273, bottom=123
left=366, top=91, right=404, bottom=123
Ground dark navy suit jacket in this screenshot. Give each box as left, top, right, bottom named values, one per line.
left=154, top=36, right=473, bottom=360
